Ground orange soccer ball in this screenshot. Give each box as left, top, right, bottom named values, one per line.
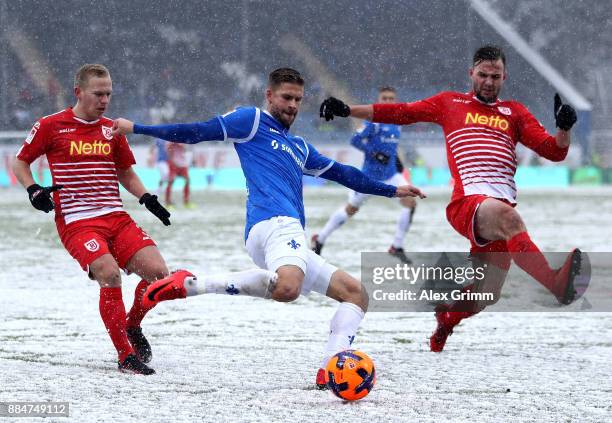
left=324, top=350, right=376, bottom=401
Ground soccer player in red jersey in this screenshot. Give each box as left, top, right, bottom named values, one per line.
left=165, top=142, right=193, bottom=208
left=320, top=45, right=581, bottom=352
left=13, top=64, right=175, bottom=374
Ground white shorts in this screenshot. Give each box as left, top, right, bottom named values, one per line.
left=157, top=161, right=169, bottom=182
left=245, top=216, right=337, bottom=295
left=348, top=172, right=407, bottom=208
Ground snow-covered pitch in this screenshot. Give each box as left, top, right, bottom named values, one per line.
left=1, top=187, right=611, bottom=422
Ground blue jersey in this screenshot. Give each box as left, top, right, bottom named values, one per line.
left=134, top=107, right=398, bottom=240
left=350, top=122, right=401, bottom=180
left=155, top=139, right=168, bottom=162
left=220, top=107, right=334, bottom=238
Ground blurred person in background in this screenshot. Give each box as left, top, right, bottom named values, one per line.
left=311, top=86, right=418, bottom=263
left=165, top=141, right=193, bottom=209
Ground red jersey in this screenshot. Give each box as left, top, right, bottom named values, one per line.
left=17, top=108, right=136, bottom=225
left=167, top=142, right=189, bottom=168
left=373, top=91, right=568, bottom=203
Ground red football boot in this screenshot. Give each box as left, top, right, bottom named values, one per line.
left=429, top=311, right=471, bottom=352
left=551, top=249, right=582, bottom=305
left=316, top=368, right=327, bottom=390
left=142, top=270, right=196, bottom=309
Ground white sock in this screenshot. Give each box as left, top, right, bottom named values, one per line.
left=184, top=269, right=277, bottom=299
left=392, top=207, right=414, bottom=249
left=318, top=207, right=349, bottom=244
left=320, top=302, right=365, bottom=368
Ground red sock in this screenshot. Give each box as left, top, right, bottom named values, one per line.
left=507, top=232, right=554, bottom=290
left=99, top=287, right=134, bottom=362
left=126, top=280, right=154, bottom=329
left=184, top=180, right=190, bottom=204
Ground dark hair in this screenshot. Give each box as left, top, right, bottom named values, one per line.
left=379, top=86, right=396, bottom=93
left=268, top=68, right=304, bottom=88
left=473, top=45, right=506, bottom=67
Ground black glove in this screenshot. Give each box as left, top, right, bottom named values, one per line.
left=554, top=93, right=577, bottom=131
left=139, top=193, right=171, bottom=226
left=27, top=184, right=62, bottom=213
left=319, top=97, right=350, bottom=121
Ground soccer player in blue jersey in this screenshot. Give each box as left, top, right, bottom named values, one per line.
left=112, top=68, right=425, bottom=388
left=311, top=86, right=417, bottom=263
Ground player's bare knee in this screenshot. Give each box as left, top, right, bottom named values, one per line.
left=95, top=267, right=122, bottom=288
left=271, top=281, right=301, bottom=302
left=499, top=208, right=525, bottom=239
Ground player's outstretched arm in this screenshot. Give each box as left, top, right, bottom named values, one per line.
left=321, top=95, right=442, bottom=126
left=319, top=97, right=373, bottom=121
left=320, top=162, right=425, bottom=199
left=112, top=117, right=225, bottom=144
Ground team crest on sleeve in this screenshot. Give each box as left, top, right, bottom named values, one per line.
left=497, top=106, right=512, bottom=116
left=84, top=238, right=100, bottom=252
left=25, top=122, right=40, bottom=144
left=101, top=126, right=114, bottom=140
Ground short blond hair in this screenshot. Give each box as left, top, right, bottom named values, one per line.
left=74, top=64, right=110, bottom=88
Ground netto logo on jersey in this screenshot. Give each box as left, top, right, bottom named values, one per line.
left=70, top=140, right=111, bottom=155
left=465, top=112, right=509, bottom=131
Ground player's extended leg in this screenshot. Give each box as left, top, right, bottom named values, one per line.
left=312, top=192, right=365, bottom=256
left=165, top=167, right=175, bottom=207
left=389, top=196, right=416, bottom=263
left=90, top=254, right=154, bottom=375
left=124, top=246, right=169, bottom=363
left=156, top=161, right=169, bottom=197
left=181, top=168, right=192, bottom=208
left=386, top=172, right=416, bottom=263
left=142, top=268, right=278, bottom=308
left=476, top=198, right=580, bottom=304
left=315, top=270, right=368, bottom=389
left=430, top=243, right=511, bottom=352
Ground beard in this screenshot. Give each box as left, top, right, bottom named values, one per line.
left=269, top=108, right=296, bottom=128
left=474, top=85, right=499, bottom=104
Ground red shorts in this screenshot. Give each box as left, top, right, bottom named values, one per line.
left=169, top=165, right=189, bottom=179
left=57, top=211, right=156, bottom=272
left=446, top=195, right=510, bottom=254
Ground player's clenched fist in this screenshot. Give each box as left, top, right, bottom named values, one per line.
left=395, top=185, right=426, bottom=199
left=27, top=184, right=63, bottom=213
left=554, top=93, right=577, bottom=131
left=112, top=118, right=134, bottom=136
left=319, top=97, right=351, bottom=121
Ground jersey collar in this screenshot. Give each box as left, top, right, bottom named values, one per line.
left=469, top=92, right=502, bottom=107
left=262, top=109, right=290, bottom=133
left=69, top=107, right=100, bottom=125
